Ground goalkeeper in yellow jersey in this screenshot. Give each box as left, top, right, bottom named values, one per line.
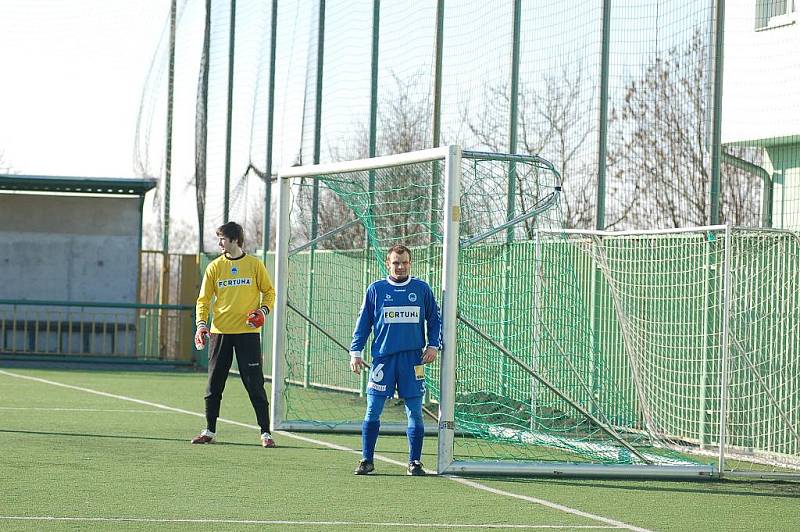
left=191, top=221, right=277, bottom=448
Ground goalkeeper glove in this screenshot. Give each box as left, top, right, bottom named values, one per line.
left=194, top=323, right=209, bottom=350
left=246, top=306, right=269, bottom=328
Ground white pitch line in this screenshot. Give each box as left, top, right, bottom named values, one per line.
left=0, top=369, right=649, bottom=532
left=445, top=477, right=650, bottom=532
left=0, top=516, right=621, bottom=529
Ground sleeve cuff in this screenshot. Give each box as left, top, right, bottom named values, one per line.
left=349, top=351, right=363, bottom=359
left=426, top=345, right=439, bottom=351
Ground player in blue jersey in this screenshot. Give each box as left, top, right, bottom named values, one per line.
left=349, top=244, right=442, bottom=476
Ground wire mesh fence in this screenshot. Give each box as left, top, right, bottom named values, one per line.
left=133, top=0, right=800, bottom=251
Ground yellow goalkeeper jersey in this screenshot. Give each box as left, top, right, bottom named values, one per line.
left=195, top=253, right=276, bottom=334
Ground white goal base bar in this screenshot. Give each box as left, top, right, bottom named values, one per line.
left=441, top=461, right=717, bottom=479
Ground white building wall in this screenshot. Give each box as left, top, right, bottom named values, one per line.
left=722, top=1, right=799, bottom=145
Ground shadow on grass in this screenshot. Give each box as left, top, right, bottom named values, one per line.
left=0, top=428, right=295, bottom=449
left=456, top=474, right=800, bottom=498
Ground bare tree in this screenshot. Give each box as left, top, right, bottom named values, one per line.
left=0, top=150, right=14, bottom=174
left=723, top=150, right=764, bottom=225
left=291, top=72, right=434, bottom=252
left=142, top=217, right=198, bottom=254
left=465, top=66, right=598, bottom=230
left=239, top=171, right=276, bottom=254
left=607, top=29, right=762, bottom=229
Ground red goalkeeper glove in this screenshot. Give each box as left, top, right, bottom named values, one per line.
left=194, top=323, right=210, bottom=350
left=246, top=307, right=269, bottom=328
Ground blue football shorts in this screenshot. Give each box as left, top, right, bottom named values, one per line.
left=366, top=349, right=426, bottom=398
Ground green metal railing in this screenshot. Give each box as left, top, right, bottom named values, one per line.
left=0, top=299, right=196, bottom=364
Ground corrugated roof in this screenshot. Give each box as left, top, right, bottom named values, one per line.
left=0, top=174, right=157, bottom=196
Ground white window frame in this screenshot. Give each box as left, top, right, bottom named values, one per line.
left=755, top=0, right=796, bottom=31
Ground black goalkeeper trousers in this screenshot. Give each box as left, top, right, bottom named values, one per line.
left=205, top=332, right=270, bottom=434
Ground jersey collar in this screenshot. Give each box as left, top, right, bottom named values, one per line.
left=387, top=276, right=412, bottom=286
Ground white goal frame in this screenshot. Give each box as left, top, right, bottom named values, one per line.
left=270, top=145, right=462, bottom=438
left=270, top=147, right=800, bottom=480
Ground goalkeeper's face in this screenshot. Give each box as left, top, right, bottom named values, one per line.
left=217, top=235, right=240, bottom=256
left=386, top=251, right=411, bottom=281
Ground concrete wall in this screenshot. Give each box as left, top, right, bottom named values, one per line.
left=0, top=193, right=141, bottom=303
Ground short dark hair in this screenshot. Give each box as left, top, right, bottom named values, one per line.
left=216, top=221, right=244, bottom=247
left=386, top=244, right=411, bottom=260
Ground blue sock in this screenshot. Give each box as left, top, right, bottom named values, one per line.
left=362, top=420, right=380, bottom=461
left=405, top=396, right=425, bottom=462
left=362, top=394, right=387, bottom=461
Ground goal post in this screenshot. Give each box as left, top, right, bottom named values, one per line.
left=271, top=146, right=461, bottom=435
left=269, top=146, right=798, bottom=480
left=270, top=146, right=717, bottom=478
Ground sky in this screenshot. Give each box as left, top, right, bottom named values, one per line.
left=0, top=0, right=170, bottom=178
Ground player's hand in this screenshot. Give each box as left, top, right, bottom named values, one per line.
left=350, top=356, right=369, bottom=374
left=246, top=307, right=268, bottom=328
left=194, top=324, right=210, bottom=350
left=421, top=346, right=438, bottom=364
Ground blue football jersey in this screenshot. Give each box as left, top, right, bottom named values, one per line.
left=350, top=276, right=442, bottom=357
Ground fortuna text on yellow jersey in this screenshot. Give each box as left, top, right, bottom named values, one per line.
left=217, top=278, right=253, bottom=288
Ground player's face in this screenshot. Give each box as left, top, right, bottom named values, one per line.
left=217, top=235, right=237, bottom=254
left=386, top=251, right=411, bottom=280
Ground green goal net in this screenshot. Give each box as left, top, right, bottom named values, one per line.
left=271, top=147, right=798, bottom=478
